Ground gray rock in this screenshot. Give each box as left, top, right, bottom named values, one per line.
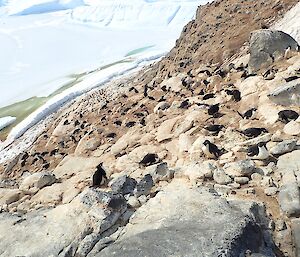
left=234, top=176, right=249, bottom=185
left=0, top=188, right=127, bottom=257
left=134, top=174, right=154, bottom=197
left=224, top=159, right=256, bottom=177
left=146, top=162, right=174, bottom=183
left=248, top=29, right=299, bottom=73
left=268, top=79, right=300, bottom=106
left=264, top=187, right=278, bottom=196
left=92, top=180, right=276, bottom=257
left=291, top=218, right=300, bottom=257
left=110, top=176, right=137, bottom=195
left=213, top=169, right=232, bottom=185
left=19, top=171, right=56, bottom=193
left=270, top=140, right=297, bottom=155
left=278, top=183, right=300, bottom=217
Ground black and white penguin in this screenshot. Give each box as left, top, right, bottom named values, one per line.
left=92, top=163, right=108, bottom=187
left=202, top=140, right=223, bottom=159
left=225, top=89, right=241, bottom=102
left=139, top=153, right=159, bottom=167
left=237, top=108, right=257, bottom=119
left=203, top=93, right=215, bottom=100
left=204, top=124, right=224, bottom=135
left=240, top=127, right=268, bottom=138
left=278, top=110, right=299, bottom=124
left=208, top=103, right=220, bottom=116
left=247, top=142, right=269, bottom=160
left=284, top=76, right=300, bottom=82
left=263, top=68, right=276, bottom=80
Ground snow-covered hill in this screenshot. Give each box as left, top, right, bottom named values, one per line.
left=0, top=0, right=209, bottom=138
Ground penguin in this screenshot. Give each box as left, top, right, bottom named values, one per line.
left=203, top=93, right=215, bottom=100
left=225, top=89, right=241, bottom=102
left=237, top=108, right=257, bottom=119
left=143, top=84, right=148, bottom=97
left=179, top=99, right=190, bottom=109
left=139, top=153, right=159, bottom=167
left=278, top=110, right=299, bottom=124
left=240, top=127, right=268, bottom=138
left=92, top=163, right=107, bottom=187
left=284, top=76, right=300, bottom=82
left=248, top=142, right=269, bottom=160
left=202, top=140, right=223, bottom=159
left=262, top=68, right=276, bottom=80
left=204, top=124, right=224, bottom=135
left=208, top=103, right=220, bottom=115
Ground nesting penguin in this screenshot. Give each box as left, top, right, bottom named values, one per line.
left=204, top=124, right=224, bottom=135
left=237, top=108, right=257, bottom=119
left=92, top=163, right=108, bottom=187
left=247, top=142, right=269, bottom=160
left=240, top=127, right=268, bottom=138
left=207, top=103, right=220, bottom=116
left=202, top=140, right=223, bottom=159
left=278, top=110, right=299, bottom=124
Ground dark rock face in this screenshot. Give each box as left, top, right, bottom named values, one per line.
left=134, top=174, right=154, bottom=197
left=110, top=175, right=137, bottom=195
left=249, top=29, right=299, bottom=73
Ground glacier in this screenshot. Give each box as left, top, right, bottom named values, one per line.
left=0, top=0, right=210, bottom=141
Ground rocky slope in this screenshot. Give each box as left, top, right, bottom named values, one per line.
left=0, top=0, right=300, bottom=257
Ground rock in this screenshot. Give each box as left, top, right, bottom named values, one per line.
left=269, top=139, right=297, bottom=155
left=156, top=117, right=181, bottom=142
left=19, top=171, right=56, bottom=193
left=161, top=76, right=183, bottom=93
left=224, top=159, right=256, bottom=177
left=264, top=187, right=278, bottom=196
left=0, top=188, right=127, bottom=257
left=276, top=220, right=287, bottom=231
left=134, top=174, right=154, bottom=197
left=127, top=196, right=141, bottom=208
left=291, top=218, right=300, bottom=256
left=278, top=183, right=300, bottom=217
left=183, top=161, right=216, bottom=183
left=213, top=169, right=232, bottom=185
left=268, top=79, right=300, bottom=106
left=178, top=133, right=193, bottom=153
left=110, top=176, right=137, bottom=195
left=53, top=155, right=101, bottom=180
left=248, top=29, right=299, bottom=73
left=234, top=177, right=249, bottom=185
left=277, top=150, right=300, bottom=183
left=75, top=135, right=101, bottom=155
left=111, top=129, right=142, bottom=155
left=283, top=120, right=300, bottom=135
left=0, top=189, right=23, bottom=205
left=93, top=180, right=276, bottom=257
left=146, top=162, right=174, bottom=183
left=153, top=102, right=170, bottom=114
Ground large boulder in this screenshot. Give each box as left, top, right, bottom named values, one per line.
left=268, top=79, right=300, bottom=106
left=278, top=183, right=300, bottom=217
left=248, top=29, right=299, bottom=73
left=0, top=189, right=127, bottom=257
left=92, top=180, right=276, bottom=257
left=19, top=171, right=56, bottom=194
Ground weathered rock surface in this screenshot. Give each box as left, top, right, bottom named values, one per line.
left=268, top=79, right=300, bottom=106
left=249, top=29, right=299, bottom=73
left=0, top=189, right=127, bottom=257
left=269, top=140, right=297, bottom=155
left=93, top=180, right=276, bottom=257
left=278, top=183, right=300, bottom=217
left=19, top=171, right=56, bottom=193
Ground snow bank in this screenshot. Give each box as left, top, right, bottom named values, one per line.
left=273, top=2, right=300, bottom=43
left=0, top=116, right=16, bottom=131
left=70, top=1, right=206, bottom=28
left=0, top=0, right=85, bottom=15
left=7, top=51, right=165, bottom=141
